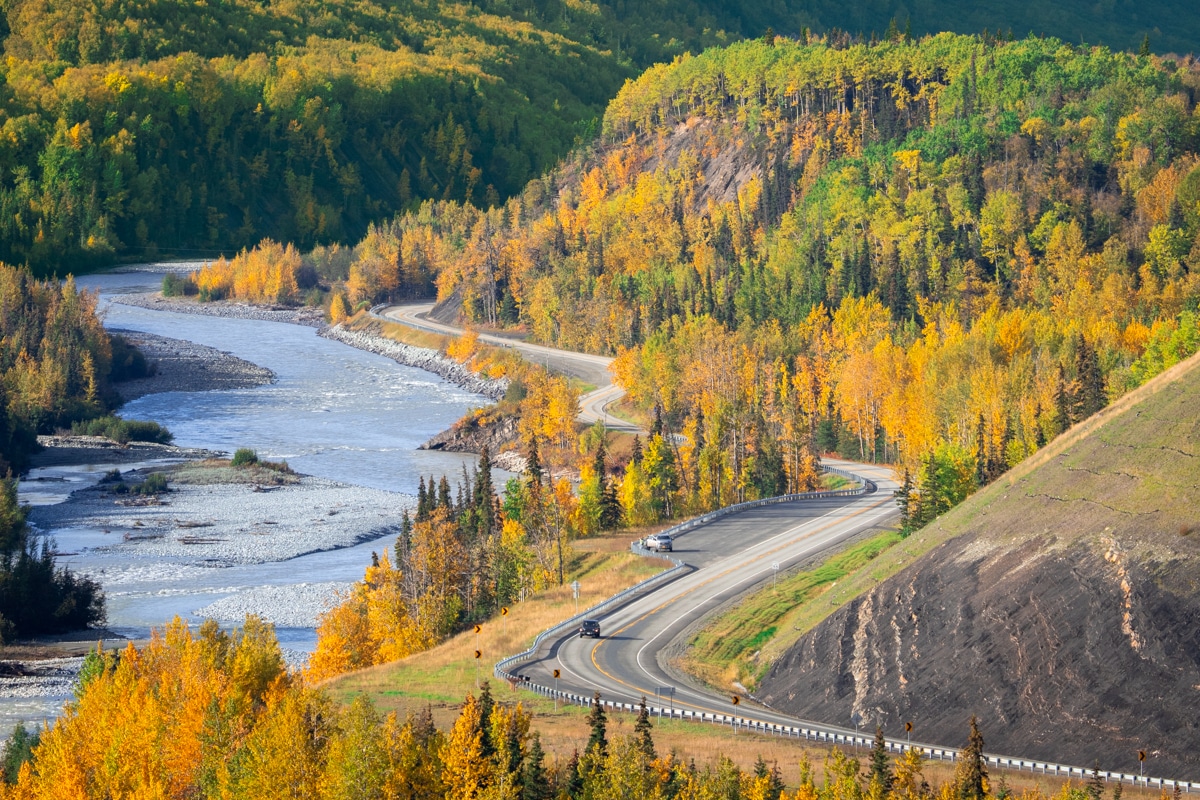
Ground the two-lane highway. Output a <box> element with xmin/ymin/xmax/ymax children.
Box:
<box><xmin>522</xmin><ymin>460</ymin><xmax>899</xmax><ymax>728</ymax></box>
<box><xmin>378</xmin><ymin>303</ymin><xmax>639</xmax><ymax>433</ymax></box>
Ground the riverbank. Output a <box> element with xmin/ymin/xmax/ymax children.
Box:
<box><xmin>111</xmin><ymin>330</ymin><xmax>276</xmax><ymax>403</ymax></box>
<box><xmin>319</xmin><ymin>324</ymin><xmax>507</xmax><ymax>401</ymax></box>
<box><xmin>111</xmin><ymin>292</ymin><xmax>509</xmax><ymax>405</ymax></box>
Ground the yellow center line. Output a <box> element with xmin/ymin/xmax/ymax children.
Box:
<box><xmin>585</xmin><ymin>495</ymin><xmax>895</xmax><ymax>716</ymax></box>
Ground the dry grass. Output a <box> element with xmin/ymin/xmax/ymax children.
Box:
<box><xmin>344</xmin><ymin>313</ymin><xmax>451</xmax><ymax>352</ymax></box>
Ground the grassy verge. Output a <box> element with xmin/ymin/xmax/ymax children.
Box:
<box><xmin>681</xmin><ymin>529</ymin><xmax>904</xmax><ymax>693</ymax></box>
<box><xmin>820</xmin><ymin>473</ymin><xmax>852</xmax><ymax>490</ymax></box>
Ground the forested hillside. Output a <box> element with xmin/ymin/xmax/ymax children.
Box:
<box><xmin>358</xmin><ymin>33</ymin><xmax>1200</xmax><ymax>518</ymax></box>
<box><xmin>3</xmin><ymin>0</ymin><xmax>1195</xmax><ymax>275</ymax></box>
<box><xmin>0</xmin><ymin>0</ymin><xmax>639</xmax><ymax>273</ymax></box>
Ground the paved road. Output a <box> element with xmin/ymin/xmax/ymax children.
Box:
<box><xmin>378</xmin><ymin>303</ymin><xmax>640</xmax><ymax>433</ymax></box>
<box><xmin>522</xmin><ymin>459</ymin><xmax>899</xmax><ymax>731</ymax></box>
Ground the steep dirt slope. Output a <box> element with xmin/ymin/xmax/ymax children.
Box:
<box><xmin>759</xmin><ymin>353</ymin><xmax>1200</xmax><ymax>778</ymax></box>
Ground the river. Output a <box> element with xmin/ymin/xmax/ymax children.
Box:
<box><xmin>7</xmin><ymin>269</ymin><xmax>500</xmax><ymax>731</ymax></box>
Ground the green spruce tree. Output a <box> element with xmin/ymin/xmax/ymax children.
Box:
<box><xmin>634</xmin><ymin>697</ymin><xmax>655</xmax><ymax>762</ymax></box>
<box><xmin>870</xmin><ymin>726</ymin><xmax>894</xmax><ymax>792</ymax></box>
<box><xmin>585</xmin><ymin>692</ymin><xmax>607</xmax><ymax>756</ymax></box>
<box><xmin>955</xmin><ymin>715</ymin><xmax>988</xmax><ymax>800</ymax></box>
<box><xmin>521</xmin><ymin>734</ymin><xmax>552</xmax><ymax>800</ymax></box>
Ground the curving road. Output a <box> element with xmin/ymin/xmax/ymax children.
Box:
<box><xmin>524</xmin><ymin>459</ymin><xmax>899</xmax><ymax>730</ymax></box>
<box><xmin>378</xmin><ymin>305</ymin><xmax>902</xmax><ymax>732</ymax></box>
<box><xmin>378</xmin><ymin>303</ymin><xmax>640</xmax><ymax>433</ymax></box>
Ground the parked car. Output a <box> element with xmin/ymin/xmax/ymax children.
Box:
<box><xmin>579</xmin><ymin>619</ymin><xmax>601</xmax><ymax>638</ymax></box>
<box><xmin>645</xmin><ymin>533</ymin><xmax>673</xmax><ymax>552</ymax></box>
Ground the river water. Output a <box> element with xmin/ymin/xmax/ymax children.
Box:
<box><xmin>6</xmin><ymin>270</ymin><xmax>498</xmax><ymax>730</ymax></box>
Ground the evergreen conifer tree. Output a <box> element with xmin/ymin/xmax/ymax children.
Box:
<box><xmin>585</xmin><ymin>692</ymin><xmax>607</xmax><ymax>756</ymax></box>
<box><xmin>1075</xmin><ymin>337</ymin><xmax>1105</xmax><ymax>419</ymax></box>
<box><xmin>526</xmin><ymin>439</ymin><xmax>543</xmax><ymax>486</ymax></box>
<box><xmin>469</xmin><ymin>681</ymin><xmax>496</xmax><ymax>763</ymax></box>
<box><xmin>1086</xmin><ymin>764</ymin><xmax>1104</xmax><ymax>800</ymax></box>
<box><xmin>416</xmin><ymin>477</ymin><xmax>429</xmax><ymax>521</ymax></box>
<box><xmin>895</xmin><ymin>469</ymin><xmax>914</xmax><ymax>530</ymax></box>
<box><xmin>870</xmin><ymin>727</ymin><xmax>893</xmax><ymax>791</ymax></box>
<box><xmin>474</xmin><ymin>447</ymin><xmax>497</xmax><ymax>539</ymax></box>
<box><xmin>955</xmin><ymin>715</ymin><xmax>987</xmax><ymax>800</ymax></box>
<box><xmin>565</xmin><ymin>749</ymin><xmax>584</xmax><ymax>798</ymax></box>
<box><xmin>521</xmin><ymin>734</ymin><xmax>551</xmax><ymax>800</ymax></box>
<box><xmin>1053</xmin><ymin>369</ymin><xmax>1073</xmax><ymax>435</ymax></box>
<box><xmin>974</xmin><ymin>414</ymin><xmax>987</xmax><ymax>487</ymax></box>
<box><xmin>634</xmin><ymin>697</ymin><xmax>654</xmax><ymax>761</ymax></box>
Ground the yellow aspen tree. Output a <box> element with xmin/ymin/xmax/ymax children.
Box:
<box><xmin>442</xmin><ymin>694</ymin><xmax>488</xmax><ymax>800</ymax></box>
<box><xmin>320</xmin><ymin>695</ymin><xmax>388</xmax><ymax>800</ymax></box>
<box><xmin>233</xmin><ymin>687</ymin><xmax>332</xmax><ymax>800</ymax></box>
<box><xmin>329</xmin><ymin>292</ymin><xmax>351</xmax><ymax>323</ymax></box>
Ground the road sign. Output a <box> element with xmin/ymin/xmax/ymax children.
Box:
<box><xmin>731</xmin><ymin>695</ymin><xmax>740</xmax><ymax>705</ymax></box>
<box><xmin>1139</xmin><ymin>750</ymin><xmax>1146</xmax><ymax>761</ymax></box>
<box><xmin>553</xmin><ymin>669</ymin><xmax>561</xmax><ymax>678</ymax></box>
<box><xmin>474</xmin><ymin>624</ymin><xmax>482</xmax><ymax>634</ymax></box>
<box><xmin>501</xmin><ymin>606</ymin><xmax>509</xmax><ymax>616</ymax></box>
<box><xmin>474</xmin><ymin>650</ymin><xmax>482</xmax><ymax>659</ymax></box>
<box><xmin>905</xmin><ymin>721</ymin><xmax>912</xmax><ymax>732</ymax></box>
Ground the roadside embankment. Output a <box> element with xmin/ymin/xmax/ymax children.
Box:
<box><xmin>319</xmin><ymin>324</ymin><xmax>507</xmax><ymax>400</ymax></box>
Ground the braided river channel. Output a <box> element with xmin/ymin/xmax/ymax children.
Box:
<box><xmin>7</xmin><ymin>269</ymin><xmax>499</xmax><ymax>730</ymax></box>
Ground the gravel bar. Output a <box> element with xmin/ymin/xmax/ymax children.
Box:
<box><xmin>111</xmin><ymin>329</ymin><xmax>275</xmax><ymax>402</ymax></box>
<box><xmin>29</xmin><ymin>476</ymin><xmax>413</xmax><ymax>567</ymax></box>
<box><xmin>113</xmin><ymin>293</ymin><xmax>326</xmax><ymax>327</ymax></box>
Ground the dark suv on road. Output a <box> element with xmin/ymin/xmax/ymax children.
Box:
<box><xmin>579</xmin><ymin>619</ymin><xmax>601</xmax><ymax>638</ymax></box>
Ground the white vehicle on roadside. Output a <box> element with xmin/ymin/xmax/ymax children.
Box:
<box><xmin>645</xmin><ymin>533</ymin><xmax>673</xmax><ymax>552</ymax></box>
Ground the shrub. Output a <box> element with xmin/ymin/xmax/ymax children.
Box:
<box><xmin>161</xmin><ymin>273</ymin><xmax>197</xmax><ymax>297</ymax></box>
<box><xmin>138</xmin><ymin>473</ymin><xmax>169</xmax><ymax>494</ymax></box>
<box><xmin>72</xmin><ymin>416</ymin><xmax>173</xmax><ymax>445</ymax></box>
<box><xmin>108</xmin><ymin>335</ymin><xmax>156</xmax><ymax>382</ymax></box>
<box><xmin>231</xmin><ymin>448</ymin><xmax>258</xmax><ymax>467</ymax></box>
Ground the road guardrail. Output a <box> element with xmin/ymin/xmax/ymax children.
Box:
<box><xmin>493</xmin><ymin>463</ymin><xmax>1197</xmax><ymax>791</ymax></box>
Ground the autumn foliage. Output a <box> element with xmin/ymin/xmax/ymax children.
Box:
<box><xmin>192</xmin><ymin>240</ymin><xmax>304</xmax><ymax>304</ymax></box>
<box><xmin>335</xmin><ymin>33</ymin><xmax>1200</xmax><ymax>527</ymax></box>
<box><xmin>6</xmin><ymin>617</ymin><xmax>1131</xmax><ymax>800</ymax></box>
